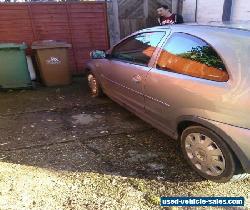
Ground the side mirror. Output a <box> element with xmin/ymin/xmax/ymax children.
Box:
<box><xmin>90</xmin><ymin>50</ymin><xmax>106</xmax><ymax>59</ymax></box>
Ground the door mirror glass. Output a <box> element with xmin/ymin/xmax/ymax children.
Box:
<box><xmin>90</xmin><ymin>50</ymin><xmax>106</xmax><ymax>59</ymax></box>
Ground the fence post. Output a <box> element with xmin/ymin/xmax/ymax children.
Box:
<box><xmin>65</xmin><ymin>2</ymin><xmax>78</xmax><ymax>73</ymax></box>
<box><xmin>106</xmin><ymin>0</ymin><xmax>121</xmax><ymax>46</ymax></box>
<box><xmin>222</xmin><ymin>0</ymin><xmax>232</xmax><ymax>21</ymax></box>
<box><xmin>27</xmin><ymin>4</ymin><xmax>38</xmax><ymax>41</ymax></box>
<box><xmin>143</xmin><ymin>0</ymin><xmax>149</xmax><ymax>26</ymax></box>
<box><xmin>172</xmin><ymin>0</ymin><xmax>178</xmax><ymax>14</ymax></box>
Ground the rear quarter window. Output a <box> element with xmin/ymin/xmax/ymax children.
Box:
<box><xmin>156</xmin><ymin>33</ymin><xmax>229</xmax><ymax>82</ymax></box>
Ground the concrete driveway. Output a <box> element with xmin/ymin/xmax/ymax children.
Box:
<box><xmin>0</xmin><ymin>78</ymin><xmax>249</xmax><ymax>210</ymax></box>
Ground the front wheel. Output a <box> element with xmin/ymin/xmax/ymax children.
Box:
<box><xmin>87</xmin><ymin>73</ymin><xmax>103</xmax><ymax>97</ymax></box>
<box><xmin>181</xmin><ymin>126</ymin><xmax>248</xmax><ymax>182</ymax></box>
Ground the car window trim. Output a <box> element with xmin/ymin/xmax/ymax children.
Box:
<box><xmin>148</xmin><ymin>29</ymin><xmax>172</xmax><ymax>68</ymax></box>
<box><xmin>154</xmin><ymin>66</ymin><xmax>229</xmax><ymax>83</ymax></box>
<box><xmin>109</xmin><ymin>31</ymin><xmax>166</xmax><ymax>67</ymax></box>
<box><xmin>111</xmin><ymin>57</ymin><xmax>150</xmax><ymax>68</ymax></box>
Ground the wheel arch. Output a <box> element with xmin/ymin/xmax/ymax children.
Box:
<box><xmin>176</xmin><ymin>116</ymin><xmax>249</xmax><ymax>173</ymax></box>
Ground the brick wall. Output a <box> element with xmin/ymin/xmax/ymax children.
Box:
<box><xmin>182</xmin><ymin>0</ymin><xmax>224</xmax><ymax>22</ymax></box>
<box><xmin>182</xmin><ymin>0</ymin><xmax>196</xmax><ymax>22</ymax></box>
<box><xmin>231</xmin><ymin>0</ymin><xmax>250</xmax><ymax>21</ymax></box>
<box><xmin>182</xmin><ymin>0</ymin><xmax>250</xmax><ymax>23</ymax></box>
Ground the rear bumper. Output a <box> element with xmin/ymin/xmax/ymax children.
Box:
<box><xmin>199</xmin><ymin>118</ymin><xmax>250</xmax><ymax>173</ymax></box>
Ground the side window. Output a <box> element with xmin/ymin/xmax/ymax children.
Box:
<box><xmin>111</xmin><ymin>32</ymin><xmax>165</xmax><ymax>66</ymax></box>
<box><xmin>156</xmin><ymin>33</ymin><xmax>229</xmax><ymax>82</ymax></box>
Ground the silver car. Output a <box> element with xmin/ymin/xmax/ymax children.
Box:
<box><xmin>85</xmin><ymin>23</ymin><xmax>250</xmax><ymax>182</ymax></box>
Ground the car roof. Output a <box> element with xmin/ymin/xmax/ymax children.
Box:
<box><xmin>142</xmin><ymin>21</ymin><xmax>250</xmax><ymax>34</ymax></box>
<box><xmin>189</xmin><ymin>21</ymin><xmax>250</xmax><ymax>31</ymax></box>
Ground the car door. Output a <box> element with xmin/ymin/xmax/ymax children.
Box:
<box><xmin>144</xmin><ymin>32</ymin><xmax>229</xmax><ymax>134</ymax></box>
<box><xmin>100</xmin><ymin>31</ymin><xmax>166</xmax><ymax>113</ymax></box>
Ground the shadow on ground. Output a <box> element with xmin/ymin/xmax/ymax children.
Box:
<box><xmin>1</xmin><ymin>77</ymin><xmax>249</xmax><ymax>210</ymax></box>
<box><xmin>0</xmin><ymin>77</ymin><xmax>202</xmax><ymax>183</ymax></box>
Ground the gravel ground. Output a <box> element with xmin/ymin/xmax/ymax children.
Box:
<box><xmin>0</xmin><ymin>78</ymin><xmax>249</xmax><ymax>210</ymax></box>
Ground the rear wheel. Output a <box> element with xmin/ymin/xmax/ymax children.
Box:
<box><xmin>87</xmin><ymin>72</ymin><xmax>103</xmax><ymax>97</ymax></box>
<box><xmin>181</xmin><ymin>126</ymin><xmax>248</xmax><ymax>182</ymax></box>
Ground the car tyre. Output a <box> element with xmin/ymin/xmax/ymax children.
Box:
<box><xmin>87</xmin><ymin>72</ymin><xmax>103</xmax><ymax>98</ymax></box>
<box><xmin>181</xmin><ymin>126</ymin><xmax>248</xmax><ymax>182</ymax></box>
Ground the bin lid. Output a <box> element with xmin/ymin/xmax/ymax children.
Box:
<box><xmin>0</xmin><ymin>43</ymin><xmax>27</xmax><ymax>50</ymax></box>
<box><xmin>31</xmin><ymin>40</ymin><xmax>72</xmax><ymax>49</ymax></box>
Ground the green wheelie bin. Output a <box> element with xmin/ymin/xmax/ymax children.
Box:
<box><xmin>0</xmin><ymin>43</ymin><xmax>32</xmax><ymax>89</ymax></box>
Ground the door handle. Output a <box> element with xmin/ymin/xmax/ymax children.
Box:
<box><xmin>132</xmin><ymin>75</ymin><xmax>142</xmax><ymax>83</ymax></box>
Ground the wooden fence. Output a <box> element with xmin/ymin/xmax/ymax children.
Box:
<box><xmin>107</xmin><ymin>0</ymin><xmax>174</xmax><ymax>45</ymax></box>
<box><xmin>0</xmin><ymin>2</ymin><xmax>109</xmax><ymax>74</ymax></box>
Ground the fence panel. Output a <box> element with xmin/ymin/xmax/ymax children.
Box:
<box><xmin>0</xmin><ymin>2</ymin><xmax>109</xmax><ymax>74</ymax></box>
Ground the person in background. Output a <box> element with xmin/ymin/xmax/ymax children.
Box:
<box><xmin>157</xmin><ymin>4</ymin><xmax>184</xmax><ymax>25</ymax></box>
